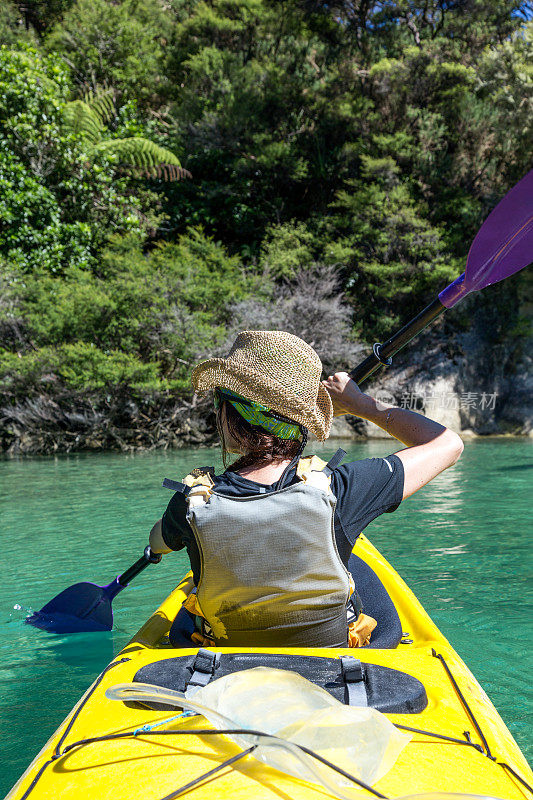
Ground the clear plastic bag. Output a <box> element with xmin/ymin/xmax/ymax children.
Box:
<box><xmin>107</xmin><ymin>666</ymin><xmax>410</xmax><ymax>799</ymax></box>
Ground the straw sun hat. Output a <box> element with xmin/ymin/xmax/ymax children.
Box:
<box><xmin>191</xmin><ymin>331</ymin><xmax>333</xmax><ymax>441</ymax></box>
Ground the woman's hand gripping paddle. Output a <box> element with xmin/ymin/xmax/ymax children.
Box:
<box><xmin>350</xmin><ymin>169</ymin><xmax>533</xmax><ymax>384</ymax></box>
<box><xmin>25</xmin><ymin>546</ymin><xmax>162</xmax><ymax>633</ymax></box>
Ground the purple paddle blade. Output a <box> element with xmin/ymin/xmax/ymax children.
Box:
<box><xmin>440</xmin><ymin>170</ymin><xmax>533</xmax><ymax>307</ymax></box>
<box><xmin>25</xmin><ymin>578</ymin><xmax>124</xmax><ymax>633</ymax></box>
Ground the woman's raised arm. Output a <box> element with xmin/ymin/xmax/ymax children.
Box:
<box><xmin>322</xmin><ymin>372</ymin><xmax>463</xmax><ymax>500</ymax></box>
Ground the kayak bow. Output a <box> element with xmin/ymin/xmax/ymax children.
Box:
<box><xmin>7</xmin><ymin>536</ymin><xmax>532</xmax><ymax>800</ymax></box>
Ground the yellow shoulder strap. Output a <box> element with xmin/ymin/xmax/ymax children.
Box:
<box><xmin>296</xmin><ymin>455</ymin><xmax>332</xmax><ymax>493</ymax></box>
<box><xmin>185</xmin><ymin>458</ymin><xmax>335</xmax><ymax>490</ymax></box>
<box><xmin>183</xmin><ymin>467</ymin><xmax>215</xmax><ymax>507</ymax></box>
<box><xmin>183</xmin><ymin>466</ymin><xmax>215</xmax><ymax>489</ymax></box>
<box><xmin>296</xmin><ymin>454</ymin><xmax>328</xmax><ymax>478</ymax></box>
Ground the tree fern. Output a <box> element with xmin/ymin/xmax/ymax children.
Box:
<box><xmin>81</xmin><ymin>88</ymin><xmax>115</xmax><ymax>126</ymax></box>
<box><xmin>62</xmin><ymin>89</ymin><xmax>190</xmax><ymax>181</ymax></box>
<box><xmin>93</xmin><ymin>138</ymin><xmax>191</xmax><ymax>180</ymax></box>
<box><xmin>63</xmin><ymin>89</ymin><xmax>115</xmax><ymax>143</ymax></box>
<box><xmin>62</xmin><ymin>100</ymin><xmax>103</xmax><ymax>144</ymax></box>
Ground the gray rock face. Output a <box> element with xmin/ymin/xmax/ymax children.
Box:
<box><xmin>320</xmin><ymin>294</ymin><xmax>532</xmax><ymax>440</ymax></box>
<box><xmin>328</xmin><ymin>416</ymin><xmax>359</xmax><ymax>439</ymax></box>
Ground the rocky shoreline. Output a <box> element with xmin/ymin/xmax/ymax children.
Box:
<box><xmin>2</xmin><ymin>300</ymin><xmax>532</xmax><ymax>456</ymax></box>
<box><xmin>330</xmin><ymin>334</ymin><xmax>532</xmax><ymax>441</ymax></box>
<box><xmin>0</xmin><ymin>391</ymin><xmax>218</xmax><ymax>456</ymax></box>
<box><xmin>2</xmin><ymin>350</ymin><xmax>531</xmax><ymax>457</ymax></box>
<box><xmin>2</xmin><ymin>399</ymin><xmax>530</xmax><ymax>457</ymax></box>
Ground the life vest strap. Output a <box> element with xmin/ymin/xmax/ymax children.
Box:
<box><xmin>297</xmin><ymin>448</ymin><xmax>346</xmax><ymax>492</ymax></box>
<box><xmin>163</xmin><ymin>467</ymin><xmax>215</xmax><ymax>495</ymax></box>
<box><xmin>162</xmin><ymin>478</ymin><xmax>189</xmax><ymax>493</ymax></box>
<box><xmin>176</xmin><ymin>452</ymin><xmax>346</xmax><ymax>497</ymax></box>
<box><xmin>188</xmin><ymin>483</ymin><xmax>213</xmax><ymax>507</ymax></box>
<box><xmin>185</xmin><ymin>466</ymin><xmax>216</xmax><ymax>487</ymax></box>
<box><xmin>323</xmin><ymin>448</ymin><xmax>347</xmax><ymax>475</ymax></box>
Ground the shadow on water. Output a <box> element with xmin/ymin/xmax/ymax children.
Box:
<box><xmin>1</xmin><ymin>624</ymin><xmax>114</xmax><ymax>701</ymax></box>
<box><xmin>40</xmin><ymin>630</ymin><xmax>114</xmax><ymax>668</ymax></box>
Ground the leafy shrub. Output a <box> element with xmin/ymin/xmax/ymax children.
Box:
<box><xmin>225</xmin><ymin>264</ymin><xmax>361</xmax><ymax>373</ymax></box>
<box><xmin>0</xmin><ymin>344</ymin><xmax>160</xmax><ymax>392</ymax></box>
<box><xmin>1</xmin><ymin>229</ymin><xmax>256</xmax><ymax>396</ymax></box>
<box><xmin>45</xmin><ymin>0</ymin><xmax>172</xmax><ymax>103</ymax></box>
<box><xmin>259</xmin><ymin>222</ymin><xmax>316</xmax><ymax>278</ymax></box>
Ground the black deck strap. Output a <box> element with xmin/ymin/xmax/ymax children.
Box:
<box><xmin>162</xmin><ymin>478</ymin><xmax>188</xmax><ymax>493</ymax></box>
<box><xmin>323</xmin><ymin>448</ymin><xmax>347</xmax><ymax>476</ymax></box>
<box><xmin>54</xmin><ymin>657</ymin><xmax>130</xmax><ymax>757</ymax></box>
<box><xmin>395</xmin><ymin>723</ymin><xmax>484</xmax><ymax>752</ymax></box>
<box><xmin>432</xmin><ymin>649</ymin><xmax>492</xmax><ymax>758</ymax></box>
<box><xmin>340</xmin><ymin>656</ymin><xmax>367</xmax><ymax>707</ymax></box>
<box><xmin>186</xmin><ymin>649</ymin><xmax>221</xmax><ymax>694</ymax></box>
<box><xmin>498</xmin><ymin>761</ymin><xmax>533</xmax><ymax>794</ymax></box>
<box><xmin>54</xmin><ymin>725</ymin><xmax>530</xmax><ymax>800</ymax></box>
<box><xmin>394</xmin><ymin>724</ymin><xmax>533</xmax><ymax>794</ymax></box>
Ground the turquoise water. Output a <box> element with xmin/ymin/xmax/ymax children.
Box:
<box><xmin>0</xmin><ymin>439</ymin><xmax>531</xmax><ymax>794</ymax></box>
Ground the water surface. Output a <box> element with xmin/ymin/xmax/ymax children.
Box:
<box><xmin>1</xmin><ymin>439</ymin><xmax>531</xmax><ymax>793</ymax></box>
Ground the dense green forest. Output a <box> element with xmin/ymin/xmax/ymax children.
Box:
<box><xmin>0</xmin><ymin>0</ymin><xmax>531</xmax><ymax>452</ymax></box>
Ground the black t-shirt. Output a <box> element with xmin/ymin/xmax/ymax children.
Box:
<box><xmin>161</xmin><ymin>454</ymin><xmax>404</xmax><ymax>585</ymax></box>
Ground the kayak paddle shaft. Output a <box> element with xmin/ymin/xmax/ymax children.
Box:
<box><xmin>349</xmin><ymin>297</ymin><xmax>445</xmax><ymax>385</ymax></box>
<box><xmin>349</xmin><ymin>169</ymin><xmax>533</xmax><ymax>385</ymax></box>
<box><xmin>118</xmin><ymin>546</ymin><xmax>162</xmax><ymax>588</ymax></box>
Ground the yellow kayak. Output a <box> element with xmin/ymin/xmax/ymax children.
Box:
<box><xmin>6</xmin><ymin>535</ymin><xmax>532</xmax><ymax>800</ymax></box>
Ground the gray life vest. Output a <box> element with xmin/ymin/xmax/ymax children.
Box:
<box><xmin>180</xmin><ymin>453</ymin><xmax>352</xmax><ymax>648</ymax></box>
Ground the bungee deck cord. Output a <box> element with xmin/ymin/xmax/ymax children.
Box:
<box><xmin>17</xmin><ymin>655</ymin><xmax>533</xmax><ymax>800</ymax></box>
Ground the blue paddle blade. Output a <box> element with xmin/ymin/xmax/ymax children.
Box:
<box><xmin>25</xmin><ymin>578</ymin><xmax>125</xmax><ymax>633</ymax></box>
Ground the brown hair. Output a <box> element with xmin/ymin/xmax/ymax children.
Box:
<box><xmin>218</xmin><ymin>400</ymin><xmax>302</xmax><ymax>472</ymax></box>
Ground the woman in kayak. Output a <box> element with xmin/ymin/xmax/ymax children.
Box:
<box><xmin>149</xmin><ymin>330</ymin><xmax>463</xmax><ymax>648</ymax></box>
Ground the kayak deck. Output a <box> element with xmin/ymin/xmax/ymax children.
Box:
<box><xmin>7</xmin><ymin>535</ymin><xmax>533</xmax><ymax>800</ymax></box>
